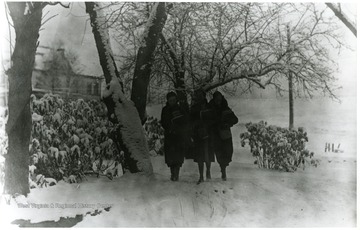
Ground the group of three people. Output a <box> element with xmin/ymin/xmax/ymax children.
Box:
<box><xmin>160</xmin><ymin>89</ymin><xmax>238</xmax><ymax>184</ymax></box>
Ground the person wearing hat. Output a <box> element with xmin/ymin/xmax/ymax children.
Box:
<box><xmin>209</xmin><ymin>91</ymin><xmax>238</xmax><ymax>181</ymax></box>
<box><xmin>190</xmin><ymin>89</ymin><xmax>216</xmax><ymax>184</ymax></box>
<box><xmin>161</xmin><ymin>91</ymin><xmax>188</xmax><ymax>181</ymax></box>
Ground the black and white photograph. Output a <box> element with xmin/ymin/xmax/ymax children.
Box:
<box><xmin>0</xmin><ymin>0</ymin><xmax>357</xmax><ymax>227</ymax></box>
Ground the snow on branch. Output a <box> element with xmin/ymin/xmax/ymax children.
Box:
<box><xmin>325</xmin><ymin>3</ymin><xmax>356</xmax><ymax>37</ymax></box>
<box><xmin>41</xmin><ymin>2</ymin><xmax>70</xmax><ymax>9</ymax></box>
<box><xmin>86</xmin><ymin>2</ymin><xmax>120</xmax><ymax>84</ymax></box>
<box><xmin>139</xmin><ymin>2</ymin><xmax>160</xmax><ymax>48</ymax></box>
<box><xmin>103</xmin><ymin>79</ymin><xmax>153</xmax><ymax>173</ymax></box>
<box><xmin>87</xmin><ymin>2</ymin><xmax>153</xmax><ymax>174</ymax></box>
<box><xmin>202</xmin><ymin>63</ymin><xmax>286</xmax><ymax>91</ymax></box>
<box><xmin>93</xmin><ymin>2</ymin><xmax>118</xmax><ymax>81</ymax></box>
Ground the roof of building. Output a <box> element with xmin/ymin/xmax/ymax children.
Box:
<box><xmin>34</xmin><ymin>46</ymin><xmax>103</xmax><ymax>80</ymax></box>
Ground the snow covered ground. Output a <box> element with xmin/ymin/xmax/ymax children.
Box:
<box><xmin>0</xmin><ymin>97</ymin><xmax>357</xmax><ymax>227</ymax></box>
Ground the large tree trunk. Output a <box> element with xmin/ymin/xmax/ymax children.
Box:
<box><xmin>86</xmin><ymin>2</ymin><xmax>152</xmax><ymax>174</ymax></box>
<box><xmin>5</xmin><ymin>2</ymin><xmax>43</xmax><ymax>196</ymax></box>
<box><xmin>131</xmin><ymin>2</ymin><xmax>167</xmax><ymax>124</ymax></box>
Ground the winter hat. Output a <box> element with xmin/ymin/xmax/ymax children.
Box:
<box><xmin>213</xmin><ymin>90</ymin><xmax>223</xmax><ymax>99</ymax></box>
<box><xmin>166</xmin><ymin>91</ymin><xmax>177</xmax><ymax>101</ymax></box>
<box><xmin>213</xmin><ymin>90</ymin><xmax>228</xmax><ymax>107</ymax></box>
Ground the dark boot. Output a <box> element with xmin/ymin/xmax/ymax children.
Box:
<box><xmin>221</xmin><ymin>165</ymin><xmax>227</xmax><ymax>181</ymax></box>
<box><xmin>206</xmin><ymin>162</ymin><xmax>211</xmax><ymax>180</ymax></box>
<box><xmin>174</xmin><ymin>166</ymin><xmax>180</xmax><ymax>181</ymax></box>
<box><xmin>197</xmin><ymin>162</ymin><xmax>204</xmax><ymax>184</ymax></box>
<box><xmin>170</xmin><ymin>166</ymin><xmax>175</xmax><ymax>181</ymax></box>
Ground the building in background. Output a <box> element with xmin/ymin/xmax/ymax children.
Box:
<box><xmin>32</xmin><ymin>46</ymin><xmax>104</xmax><ymax>100</ymax></box>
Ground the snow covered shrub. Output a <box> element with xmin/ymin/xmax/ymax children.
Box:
<box><xmin>29</xmin><ymin>94</ymin><xmax>123</xmax><ymax>186</ymax></box>
<box><xmin>240</xmin><ymin>121</ymin><xmax>318</xmax><ymax>172</ymax></box>
<box><xmin>144</xmin><ymin>116</ymin><xmax>164</xmax><ymax>156</ymax></box>
<box><xmin>2</xmin><ymin>93</ymin><xmax>164</xmax><ymax>188</ymax></box>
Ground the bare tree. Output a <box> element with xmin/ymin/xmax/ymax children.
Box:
<box><xmin>93</xmin><ymin>2</ymin><xmax>346</xmax><ymax>112</ymax></box>
<box><xmin>103</xmin><ymin>2</ymin><xmax>150</xmax><ymax>94</ymax></box>
<box><xmin>157</xmin><ymin>3</ymin><xmax>197</xmax><ymax>104</ymax></box>
<box><xmin>85</xmin><ymin>2</ymin><xmax>152</xmax><ymax>174</ymax></box>
<box><xmin>130</xmin><ymin>2</ymin><xmax>167</xmax><ymax>123</ymax></box>
<box><xmin>156</xmin><ymin>3</ymin><xmax>345</xmax><ymax>101</ymax></box>
<box><xmin>91</xmin><ymin>2</ymin><xmax>168</xmax><ymax>122</ymax></box>
<box><xmin>267</xmin><ymin>3</ymin><xmax>344</xmax><ymax>100</ymax></box>
<box><xmin>5</xmin><ymin>2</ymin><xmax>69</xmax><ymax>196</ymax></box>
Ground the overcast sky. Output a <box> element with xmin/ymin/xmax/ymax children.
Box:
<box><xmin>0</xmin><ymin>1</ymin><xmax>357</xmax><ymax>97</ymax></box>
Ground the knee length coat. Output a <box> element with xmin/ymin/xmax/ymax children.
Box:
<box><xmin>190</xmin><ymin>100</ymin><xmax>216</xmax><ymax>163</ymax></box>
<box><xmin>161</xmin><ymin>102</ymin><xmax>188</xmax><ymax>167</ymax></box>
<box><xmin>209</xmin><ymin>97</ymin><xmax>238</xmax><ymax>166</ymax></box>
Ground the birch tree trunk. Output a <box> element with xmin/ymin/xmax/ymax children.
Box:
<box><xmin>86</xmin><ymin>2</ymin><xmax>153</xmax><ymax>174</ymax></box>
<box><xmin>5</xmin><ymin>2</ymin><xmax>43</xmax><ymax>196</ymax></box>
<box><xmin>131</xmin><ymin>2</ymin><xmax>167</xmax><ymax>124</ymax></box>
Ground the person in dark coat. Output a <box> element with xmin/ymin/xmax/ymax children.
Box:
<box><xmin>161</xmin><ymin>91</ymin><xmax>188</xmax><ymax>181</ymax></box>
<box><xmin>190</xmin><ymin>89</ymin><xmax>216</xmax><ymax>184</ymax></box>
<box><xmin>209</xmin><ymin>91</ymin><xmax>238</xmax><ymax>181</ymax></box>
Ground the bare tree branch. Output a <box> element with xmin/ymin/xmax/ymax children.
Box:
<box><xmin>326</xmin><ymin>3</ymin><xmax>356</xmax><ymax>37</ymax></box>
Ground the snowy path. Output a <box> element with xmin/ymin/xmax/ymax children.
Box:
<box><xmin>1</xmin><ymin>153</ymin><xmax>356</xmax><ymax>227</ymax></box>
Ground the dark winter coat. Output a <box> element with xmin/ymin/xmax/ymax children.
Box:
<box><xmin>189</xmin><ymin>100</ymin><xmax>216</xmax><ymax>163</ymax></box>
<box><xmin>209</xmin><ymin>96</ymin><xmax>238</xmax><ymax>166</ymax></box>
<box><xmin>161</xmin><ymin>102</ymin><xmax>188</xmax><ymax>167</ymax></box>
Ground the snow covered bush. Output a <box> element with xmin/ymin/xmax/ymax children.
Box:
<box><xmin>1</xmin><ymin>93</ymin><xmax>163</xmax><ymax>189</ymax></box>
<box><xmin>29</xmin><ymin>94</ymin><xmax>123</xmax><ymax>186</ymax></box>
<box><xmin>144</xmin><ymin>116</ymin><xmax>164</xmax><ymax>156</ymax></box>
<box><xmin>240</xmin><ymin>121</ymin><xmax>318</xmax><ymax>172</ymax></box>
